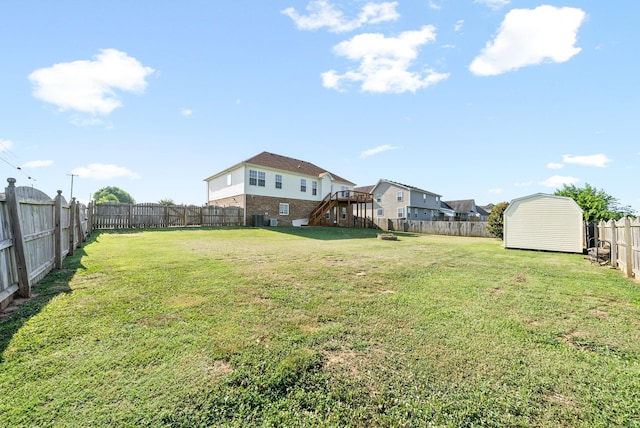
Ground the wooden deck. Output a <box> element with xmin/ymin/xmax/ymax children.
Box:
<box><xmin>308</xmin><ymin>191</ymin><xmax>375</xmax><ymax>228</ymax></box>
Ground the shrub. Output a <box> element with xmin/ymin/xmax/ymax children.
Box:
<box><xmin>487</xmin><ymin>202</ymin><xmax>509</xmax><ymax>239</ymax></box>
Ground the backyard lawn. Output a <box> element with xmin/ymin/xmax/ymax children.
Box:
<box><xmin>0</xmin><ymin>227</ymin><xmax>639</xmax><ymax>427</ymax></box>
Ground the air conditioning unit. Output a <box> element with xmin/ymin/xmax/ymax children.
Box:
<box><xmin>269</xmin><ymin>218</ymin><xmax>278</xmax><ymax>227</ymax></box>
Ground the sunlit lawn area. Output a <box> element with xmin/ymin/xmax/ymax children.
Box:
<box><xmin>1</xmin><ymin>227</ymin><xmax>639</xmax><ymax>427</ymax></box>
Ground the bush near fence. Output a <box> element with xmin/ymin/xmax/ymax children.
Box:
<box><xmin>89</xmin><ymin>202</ymin><xmax>244</xmax><ymax>229</ymax></box>
<box><xmin>0</xmin><ymin>179</ymin><xmax>88</xmax><ymax>310</ymax></box>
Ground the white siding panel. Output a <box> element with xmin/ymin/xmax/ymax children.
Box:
<box><xmin>504</xmin><ymin>194</ymin><xmax>583</xmax><ymax>253</ymax></box>
<box><xmin>208</xmin><ymin>167</ymin><xmax>245</xmax><ymax>201</ymax></box>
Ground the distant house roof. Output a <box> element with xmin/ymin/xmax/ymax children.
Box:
<box><xmin>204</xmin><ymin>151</ymin><xmax>355</xmax><ymax>185</ymax></box>
<box><xmin>373</xmin><ymin>179</ymin><xmax>441</xmax><ymax>197</ymax></box>
<box><xmin>476</xmin><ymin>205</ymin><xmax>490</xmax><ymax>216</ymax></box>
<box><xmin>479</xmin><ymin>203</ymin><xmax>495</xmax><ymax>213</ymax></box>
<box><xmin>354</xmin><ymin>185</ymin><xmax>375</xmax><ymax>194</ymax></box>
<box><xmin>443</xmin><ymin>199</ymin><xmax>476</xmax><ymax>213</ymax></box>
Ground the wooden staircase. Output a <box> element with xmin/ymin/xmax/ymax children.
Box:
<box><xmin>308</xmin><ymin>190</ymin><xmax>374</xmax><ymax>227</ymax></box>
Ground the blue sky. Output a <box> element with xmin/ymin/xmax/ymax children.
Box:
<box><xmin>1</xmin><ymin>0</ymin><xmax>638</xmax><ymax>211</ymax></box>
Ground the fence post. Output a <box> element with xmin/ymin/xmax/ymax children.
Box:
<box><xmin>54</xmin><ymin>190</ymin><xmax>64</xmax><ymax>269</ymax></box>
<box><xmin>68</xmin><ymin>198</ymin><xmax>76</xmax><ymax>256</ymax></box>
<box><xmin>610</xmin><ymin>221</ymin><xmax>618</xmax><ymax>268</ymax></box>
<box><xmin>75</xmin><ymin>201</ymin><xmax>83</xmax><ymax>248</ymax></box>
<box><xmin>5</xmin><ymin>178</ymin><xmax>30</xmax><ymax>298</ymax></box>
<box><xmin>623</xmin><ymin>217</ymin><xmax>633</xmax><ymax>278</ymax></box>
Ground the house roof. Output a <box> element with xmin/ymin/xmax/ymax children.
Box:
<box><xmin>373</xmin><ymin>179</ymin><xmax>441</xmax><ymax>197</ymax></box>
<box><xmin>479</xmin><ymin>203</ymin><xmax>495</xmax><ymax>213</ymax></box>
<box><xmin>204</xmin><ymin>151</ymin><xmax>355</xmax><ymax>185</ymax></box>
<box><xmin>354</xmin><ymin>185</ymin><xmax>375</xmax><ymax>194</ymax></box>
<box><xmin>442</xmin><ymin>199</ymin><xmax>476</xmax><ymax>213</ymax></box>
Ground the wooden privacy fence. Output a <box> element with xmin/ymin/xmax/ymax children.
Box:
<box><xmin>90</xmin><ymin>202</ymin><xmax>243</xmax><ymax>229</ymax></box>
<box><xmin>598</xmin><ymin>217</ymin><xmax>639</xmax><ymax>280</ymax></box>
<box><xmin>0</xmin><ymin>178</ymin><xmax>88</xmax><ymax>309</ymax></box>
<box><xmin>371</xmin><ymin>218</ymin><xmax>492</xmax><ymax>238</ymax></box>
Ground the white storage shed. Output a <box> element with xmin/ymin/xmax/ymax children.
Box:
<box><xmin>503</xmin><ymin>193</ymin><xmax>584</xmax><ymax>253</ymax></box>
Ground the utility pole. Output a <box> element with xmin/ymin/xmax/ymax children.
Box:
<box><xmin>67</xmin><ymin>173</ymin><xmax>78</xmax><ymax>199</ymax></box>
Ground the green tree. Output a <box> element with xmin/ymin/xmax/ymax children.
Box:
<box><xmin>554</xmin><ymin>183</ymin><xmax>635</xmax><ymax>223</ymax></box>
<box><xmin>486</xmin><ymin>202</ymin><xmax>509</xmax><ymax>240</ymax></box>
<box><xmin>158</xmin><ymin>198</ymin><xmax>175</xmax><ymax>206</ymax></box>
<box><xmin>93</xmin><ymin>186</ymin><xmax>135</xmax><ymax>204</ymax></box>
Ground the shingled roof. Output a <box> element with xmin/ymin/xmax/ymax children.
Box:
<box><xmin>244</xmin><ymin>152</ymin><xmax>354</xmax><ymax>185</ymax></box>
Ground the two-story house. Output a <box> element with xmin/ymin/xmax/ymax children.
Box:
<box><xmin>204</xmin><ymin>152</ymin><xmax>355</xmax><ymax>226</ymax></box>
<box><xmin>357</xmin><ymin>179</ymin><xmax>442</xmax><ymax>220</ymax></box>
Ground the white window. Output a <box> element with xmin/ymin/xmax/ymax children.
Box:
<box><xmin>275</xmin><ymin>174</ymin><xmax>282</xmax><ymax>189</ymax></box>
<box><xmin>300</xmin><ymin>179</ymin><xmax>307</xmax><ymax>192</ymax></box>
<box><xmin>423</xmin><ymin>193</ymin><xmax>426</xmax><ymax>201</ymax></box>
<box><xmin>375</xmin><ymin>193</ymin><xmax>382</xmax><ymax>202</ymax></box>
<box><xmin>249</xmin><ymin>170</ymin><xmax>266</xmax><ymax>187</ymax></box>
<box><xmin>341</xmin><ymin>186</ymin><xmax>348</xmax><ymax>197</ymax></box>
<box><xmin>279</xmin><ymin>203</ymin><xmax>289</xmax><ymax>215</ymax></box>
<box><xmin>377</xmin><ymin>208</ymin><xmax>384</xmax><ymax>217</ymax></box>
<box><xmin>312</xmin><ymin>181</ymin><xmax>317</xmax><ymax>195</ymax></box>
<box><xmin>397</xmin><ymin>191</ymin><xmax>403</xmax><ymax>202</ymax></box>
<box><xmin>397</xmin><ymin>207</ymin><xmax>404</xmax><ymax>218</ymax></box>
<box><xmin>227</xmin><ymin>174</ymin><xmax>232</xmax><ymax>186</ymax></box>
<box><xmin>341</xmin><ymin>207</ymin><xmax>347</xmax><ymax>219</ymax></box>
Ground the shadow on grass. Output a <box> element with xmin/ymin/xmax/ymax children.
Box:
<box><xmin>262</xmin><ymin>226</ymin><xmax>419</xmax><ymax>241</ymax></box>
<box><xmin>0</xmin><ymin>234</ymin><xmax>95</xmax><ymax>362</ymax></box>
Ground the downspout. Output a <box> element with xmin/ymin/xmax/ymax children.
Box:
<box><xmin>243</xmin><ymin>193</ymin><xmax>247</xmax><ymax>226</ymax></box>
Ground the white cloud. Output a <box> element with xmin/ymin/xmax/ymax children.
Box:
<box><xmin>29</xmin><ymin>48</ymin><xmax>155</xmax><ymax>115</ymax></box>
<box><xmin>469</xmin><ymin>6</ymin><xmax>586</xmax><ymax>76</ymax></box>
<box><xmin>360</xmin><ymin>144</ymin><xmax>399</xmax><ymax>158</ymax></box>
<box><xmin>71</xmin><ymin>163</ymin><xmax>140</xmax><ymax>180</ymax></box>
<box><xmin>322</xmin><ymin>26</ymin><xmax>450</xmax><ymax>93</ymax></box>
<box><xmin>0</xmin><ymin>138</ymin><xmax>13</xmax><ymax>151</ymax></box>
<box><xmin>539</xmin><ymin>175</ymin><xmax>579</xmax><ymax>188</ymax></box>
<box><xmin>547</xmin><ymin>162</ymin><xmax>564</xmax><ymax>169</ymax></box>
<box><xmin>474</xmin><ymin>0</ymin><xmax>510</xmax><ymax>10</ymax></box>
<box><xmin>428</xmin><ymin>1</ymin><xmax>441</xmax><ymax>10</ymax></box>
<box><xmin>454</xmin><ymin>20</ymin><xmax>464</xmax><ymax>32</ymax></box>
<box><xmin>562</xmin><ymin>154</ymin><xmax>611</xmax><ymax>168</ymax></box>
<box><xmin>181</xmin><ymin>108</ymin><xmax>193</xmax><ymax>116</ymax></box>
<box><xmin>22</xmin><ymin>160</ymin><xmax>54</xmax><ymax>168</ymax></box>
<box><xmin>282</xmin><ymin>1</ymin><xmax>399</xmax><ymax>33</ymax></box>
<box><xmin>514</xmin><ymin>181</ymin><xmax>532</xmax><ymax>187</ymax></box>
<box><xmin>488</xmin><ymin>188</ymin><xmax>502</xmax><ymax>194</ymax></box>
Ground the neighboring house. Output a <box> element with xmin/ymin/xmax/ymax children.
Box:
<box><xmin>204</xmin><ymin>151</ymin><xmax>355</xmax><ymax>226</ymax></box>
<box><xmin>357</xmin><ymin>179</ymin><xmax>442</xmax><ymax>220</ymax></box>
<box><xmin>440</xmin><ymin>199</ymin><xmax>488</xmax><ymax>221</ymax></box>
<box><xmin>503</xmin><ymin>193</ymin><xmax>584</xmax><ymax>253</ymax></box>
<box><xmin>479</xmin><ymin>203</ymin><xmax>495</xmax><ymax>214</ymax></box>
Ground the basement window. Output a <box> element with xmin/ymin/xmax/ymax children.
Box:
<box><xmin>279</xmin><ymin>203</ymin><xmax>289</xmax><ymax>215</ymax></box>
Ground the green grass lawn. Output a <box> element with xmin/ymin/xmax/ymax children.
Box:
<box><xmin>1</xmin><ymin>227</ymin><xmax>639</xmax><ymax>427</ymax></box>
